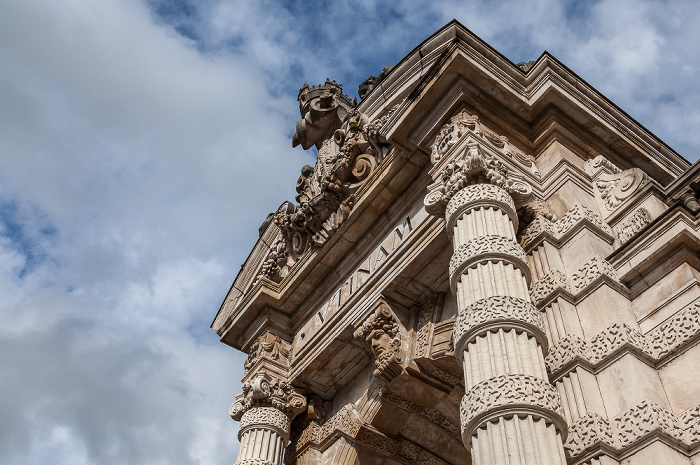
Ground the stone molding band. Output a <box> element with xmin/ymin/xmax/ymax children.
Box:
<box><xmin>452</xmin><ymin>296</ymin><xmax>548</xmax><ymax>362</ymax></box>
<box><xmin>460</xmin><ymin>374</ymin><xmax>567</xmax><ymax>446</ymax></box>
<box><xmin>237</xmin><ymin>460</ymin><xmax>276</xmax><ymax>465</ymax></box>
<box><xmin>239</xmin><ymin>406</ymin><xmax>291</xmax><ymax>441</ymax></box>
<box><xmin>445</xmin><ymin>184</ymin><xmax>518</xmax><ymax>238</ymax></box>
<box><xmin>449</xmin><ymin>236</ymin><xmax>531</xmax><ymax>293</ymax></box>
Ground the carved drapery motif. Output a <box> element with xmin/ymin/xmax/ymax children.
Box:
<box><xmin>244</xmin><ymin>333</ymin><xmax>292</xmax><ymax>372</ymax></box>
<box><xmin>460</xmin><ymin>374</ymin><xmax>567</xmax><ymax>444</ymax></box>
<box><xmin>452</xmin><ymin>296</ymin><xmax>547</xmax><ymax>362</ymax></box>
<box><xmin>614</xmin><ymin>208</ymin><xmax>652</xmax><ymax>243</ymax></box>
<box><xmin>354</xmin><ymin>303</ymin><xmax>403</xmax><ymax>384</ymax></box>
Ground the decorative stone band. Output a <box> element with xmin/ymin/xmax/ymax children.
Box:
<box><xmin>546</xmin><ymin>301</ymin><xmax>700</xmax><ymax>378</ymax></box>
<box><xmin>452</xmin><ymin>296</ymin><xmax>547</xmax><ymax>363</ymax></box>
<box><xmin>460</xmin><ymin>374</ymin><xmax>567</xmax><ymax>447</ymax></box>
<box><xmin>519</xmin><ymin>204</ymin><xmax>614</xmax><ymax>252</ymax></box>
<box><xmin>449</xmin><ymin>235</ymin><xmax>531</xmax><ymax>294</ymax></box>
<box><xmin>445</xmin><ymin>184</ymin><xmax>518</xmax><ymax>240</ymax></box>
<box><xmin>286</xmin><ymin>403</ymin><xmax>452</xmax><ymax>465</ymax></box>
<box><xmin>237</xmin><ymin>460</ymin><xmax>275</xmax><ymax>465</ymax></box>
<box><xmin>238</xmin><ymin>406</ymin><xmax>292</xmax><ymax>441</ymax></box>
<box><xmin>565</xmin><ymin>400</ymin><xmax>700</xmax><ymax>460</ymax></box>
<box><xmin>530</xmin><ymin>257</ymin><xmax>623</xmax><ymax>307</ymax></box>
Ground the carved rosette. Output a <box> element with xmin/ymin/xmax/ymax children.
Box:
<box><xmin>354</xmin><ymin>303</ymin><xmax>404</xmax><ymax>384</ymax></box>
<box><xmin>460</xmin><ymin>374</ymin><xmax>567</xmax><ymax>445</ymax></box>
<box><xmin>452</xmin><ymin>296</ymin><xmax>547</xmax><ymax>363</ymax></box>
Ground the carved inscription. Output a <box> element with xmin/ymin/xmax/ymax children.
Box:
<box><xmin>295</xmin><ymin>206</ymin><xmax>428</xmax><ymax>351</ymax></box>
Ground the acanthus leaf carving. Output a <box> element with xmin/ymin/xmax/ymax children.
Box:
<box><xmin>270</xmin><ymin>80</ymin><xmax>396</xmax><ymax>273</ymax></box>
<box><xmin>424</xmin><ymin>138</ymin><xmax>534</xmax><ymax>218</ymax></box>
<box><xmin>595</xmin><ymin>167</ymin><xmax>649</xmax><ymax>211</ymax></box>
<box><xmin>230</xmin><ymin>372</ymin><xmax>307</xmax><ymax>423</ymax></box>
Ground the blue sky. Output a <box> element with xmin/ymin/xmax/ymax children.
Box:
<box><xmin>1</xmin><ymin>1</ymin><xmax>699</xmax><ymax>464</ymax></box>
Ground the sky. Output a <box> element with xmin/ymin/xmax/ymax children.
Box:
<box><xmin>1</xmin><ymin>0</ymin><xmax>699</xmax><ymax>464</ymax></box>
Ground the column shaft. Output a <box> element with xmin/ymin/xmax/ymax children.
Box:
<box><xmin>448</xmin><ymin>184</ymin><xmax>567</xmax><ymax>465</ymax></box>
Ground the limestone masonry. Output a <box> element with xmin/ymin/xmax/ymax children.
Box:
<box><xmin>212</xmin><ymin>21</ymin><xmax>700</xmax><ymax>465</ymax></box>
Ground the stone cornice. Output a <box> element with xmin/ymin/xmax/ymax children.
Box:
<box><xmin>546</xmin><ymin>300</ymin><xmax>700</xmax><ymax>380</ymax></box>
<box><xmin>564</xmin><ymin>401</ymin><xmax>700</xmax><ymax>462</ymax></box>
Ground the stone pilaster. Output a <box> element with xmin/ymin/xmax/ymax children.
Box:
<box><xmin>230</xmin><ymin>372</ymin><xmax>306</xmax><ymax>465</ymax></box>
<box><xmin>428</xmin><ymin>181</ymin><xmax>568</xmax><ymax>465</ymax></box>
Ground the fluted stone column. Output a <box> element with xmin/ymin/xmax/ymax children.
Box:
<box><xmin>438</xmin><ymin>183</ymin><xmax>568</xmax><ymax>465</ymax></box>
<box><xmin>230</xmin><ymin>372</ymin><xmax>306</xmax><ymax>465</ymax></box>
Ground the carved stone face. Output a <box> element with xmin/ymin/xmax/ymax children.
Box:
<box><xmin>369</xmin><ymin>329</ymin><xmax>392</xmax><ymax>357</ymax></box>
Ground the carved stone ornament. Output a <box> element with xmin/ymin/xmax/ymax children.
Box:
<box><xmin>244</xmin><ymin>333</ymin><xmax>292</xmax><ymax>372</ymax></box>
<box><xmin>460</xmin><ymin>374</ymin><xmax>567</xmax><ymax>445</ymax></box>
<box><xmin>424</xmin><ymin>138</ymin><xmax>535</xmax><ymax>219</ymax></box>
<box><xmin>430</xmin><ymin>110</ymin><xmax>540</xmax><ymax>180</ymax></box>
<box><xmin>270</xmin><ymin>80</ymin><xmax>396</xmax><ymax>268</ymax></box>
<box><xmin>449</xmin><ymin>235</ymin><xmax>531</xmax><ymax>292</ymax></box>
<box><xmin>354</xmin><ymin>303</ymin><xmax>404</xmax><ymax>384</ymax></box>
<box><xmin>614</xmin><ymin>208</ymin><xmax>652</xmax><ymax>243</ymax></box>
<box><xmin>595</xmin><ymin>167</ymin><xmax>649</xmax><ymax>211</ymax></box>
<box><xmin>229</xmin><ymin>372</ymin><xmax>306</xmax><ymax>422</ymax></box>
<box><xmin>452</xmin><ymin>296</ymin><xmax>547</xmax><ymax>362</ymax></box>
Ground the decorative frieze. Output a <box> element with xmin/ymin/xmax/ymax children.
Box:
<box><xmin>565</xmin><ymin>401</ymin><xmax>700</xmax><ymax>460</ymax></box>
<box><xmin>460</xmin><ymin>374</ymin><xmax>567</xmax><ymax>442</ymax></box>
<box><xmin>530</xmin><ymin>257</ymin><xmax>621</xmax><ymax>307</ymax></box>
<box><xmin>519</xmin><ymin>204</ymin><xmax>613</xmax><ymax>251</ymax></box>
<box><xmin>452</xmin><ymin>296</ymin><xmax>546</xmax><ymax>361</ymax></box>
<box><xmin>449</xmin><ymin>236</ymin><xmax>530</xmax><ymax>292</ymax></box>
<box><xmin>546</xmin><ymin>301</ymin><xmax>700</xmax><ymax>376</ymax></box>
<box><xmin>614</xmin><ymin>208</ymin><xmax>652</xmax><ymax>243</ymax></box>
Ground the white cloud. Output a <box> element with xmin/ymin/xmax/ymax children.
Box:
<box><xmin>1</xmin><ymin>0</ymin><xmax>699</xmax><ymax>464</ymax></box>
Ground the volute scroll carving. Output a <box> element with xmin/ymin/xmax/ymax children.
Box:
<box><xmin>229</xmin><ymin>372</ymin><xmax>307</xmax><ymax>425</ymax></box>
<box><xmin>265</xmin><ymin>80</ymin><xmax>396</xmax><ymax>276</ymax></box>
<box><xmin>354</xmin><ymin>303</ymin><xmax>404</xmax><ymax>384</ymax></box>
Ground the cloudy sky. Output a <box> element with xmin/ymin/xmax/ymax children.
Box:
<box><xmin>1</xmin><ymin>0</ymin><xmax>699</xmax><ymax>464</ymax></box>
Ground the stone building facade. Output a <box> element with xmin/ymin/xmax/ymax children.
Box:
<box><xmin>212</xmin><ymin>21</ymin><xmax>700</xmax><ymax>465</ymax></box>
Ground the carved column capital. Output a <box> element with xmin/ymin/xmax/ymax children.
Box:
<box><xmin>354</xmin><ymin>303</ymin><xmax>404</xmax><ymax>384</ymax></box>
<box><xmin>424</xmin><ymin>140</ymin><xmax>533</xmax><ymax>218</ymax></box>
<box><xmin>230</xmin><ymin>372</ymin><xmax>307</xmax><ymax>423</ymax></box>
